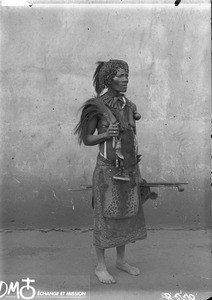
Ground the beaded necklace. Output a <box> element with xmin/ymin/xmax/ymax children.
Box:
<box><xmin>102</xmin><ymin>93</ymin><xmax>126</xmax><ymax>110</ymax></box>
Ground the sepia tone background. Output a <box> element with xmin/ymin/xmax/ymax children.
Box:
<box><xmin>0</xmin><ymin>3</ymin><xmax>211</xmax><ymax>230</ymax></box>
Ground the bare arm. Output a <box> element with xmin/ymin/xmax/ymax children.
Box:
<box><xmin>83</xmin><ymin>117</ymin><xmax>119</xmax><ymax>146</ymax></box>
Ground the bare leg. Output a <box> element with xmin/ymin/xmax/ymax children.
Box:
<box><xmin>116</xmin><ymin>245</ymin><xmax>140</xmax><ymax>276</ymax></box>
<box><xmin>94</xmin><ymin>247</ymin><xmax>116</xmax><ymax>284</ymax></box>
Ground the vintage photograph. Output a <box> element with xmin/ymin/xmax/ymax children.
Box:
<box><xmin>0</xmin><ymin>1</ymin><xmax>211</xmax><ymax>300</ymax></box>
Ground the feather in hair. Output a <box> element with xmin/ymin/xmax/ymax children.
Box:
<box><xmin>93</xmin><ymin>61</ymin><xmax>105</xmax><ymax>95</ymax></box>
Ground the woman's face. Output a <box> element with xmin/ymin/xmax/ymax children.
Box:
<box><xmin>109</xmin><ymin>68</ymin><xmax>129</xmax><ymax>93</ymax></box>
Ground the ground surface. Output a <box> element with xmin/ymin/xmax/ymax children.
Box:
<box><xmin>0</xmin><ymin>229</ymin><xmax>211</xmax><ymax>300</ymax></box>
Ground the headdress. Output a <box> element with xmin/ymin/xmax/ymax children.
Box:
<box><xmin>93</xmin><ymin>59</ymin><xmax>129</xmax><ymax>95</ymax></box>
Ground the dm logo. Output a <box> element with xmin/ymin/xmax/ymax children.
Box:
<box><xmin>0</xmin><ymin>278</ymin><xmax>36</xmax><ymax>299</ymax></box>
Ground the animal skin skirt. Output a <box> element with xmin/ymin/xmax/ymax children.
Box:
<box><xmin>92</xmin><ymin>154</ymin><xmax>147</xmax><ymax>249</ymax></box>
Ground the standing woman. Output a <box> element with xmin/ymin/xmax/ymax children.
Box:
<box><xmin>75</xmin><ymin>60</ymin><xmax>147</xmax><ymax>284</ymax></box>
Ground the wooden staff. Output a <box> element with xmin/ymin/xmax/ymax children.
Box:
<box><xmin>68</xmin><ymin>182</ymin><xmax>188</xmax><ymax>192</ymax></box>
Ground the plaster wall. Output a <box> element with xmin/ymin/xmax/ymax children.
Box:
<box><xmin>0</xmin><ymin>4</ymin><xmax>211</xmax><ymax>229</ymax></box>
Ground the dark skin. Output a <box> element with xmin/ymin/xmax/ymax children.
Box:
<box><xmin>83</xmin><ymin>68</ymin><xmax>129</xmax><ymax>160</ymax></box>
<box><xmin>83</xmin><ymin>68</ymin><xmax>140</xmax><ymax>284</ymax></box>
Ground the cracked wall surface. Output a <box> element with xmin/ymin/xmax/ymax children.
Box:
<box><xmin>0</xmin><ymin>4</ymin><xmax>211</xmax><ymax>229</ymax></box>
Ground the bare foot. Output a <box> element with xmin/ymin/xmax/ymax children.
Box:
<box><xmin>94</xmin><ymin>268</ymin><xmax>116</xmax><ymax>284</ymax></box>
<box><xmin>116</xmin><ymin>262</ymin><xmax>140</xmax><ymax>276</ymax></box>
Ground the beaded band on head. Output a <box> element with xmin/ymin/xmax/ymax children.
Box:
<box><xmin>93</xmin><ymin>59</ymin><xmax>129</xmax><ymax>95</ymax></box>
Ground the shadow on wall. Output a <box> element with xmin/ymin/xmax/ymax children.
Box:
<box><xmin>0</xmin><ymin>173</ymin><xmax>94</xmax><ymax>230</ymax></box>
<box><xmin>0</xmin><ymin>4</ymin><xmax>211</xmax><ymax>230</ymax></box>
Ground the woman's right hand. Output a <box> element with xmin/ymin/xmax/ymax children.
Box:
<box><xmin>106</xmin><ymin>123</ymin><xmax>119</xmax><ymax>138</ymax></box>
